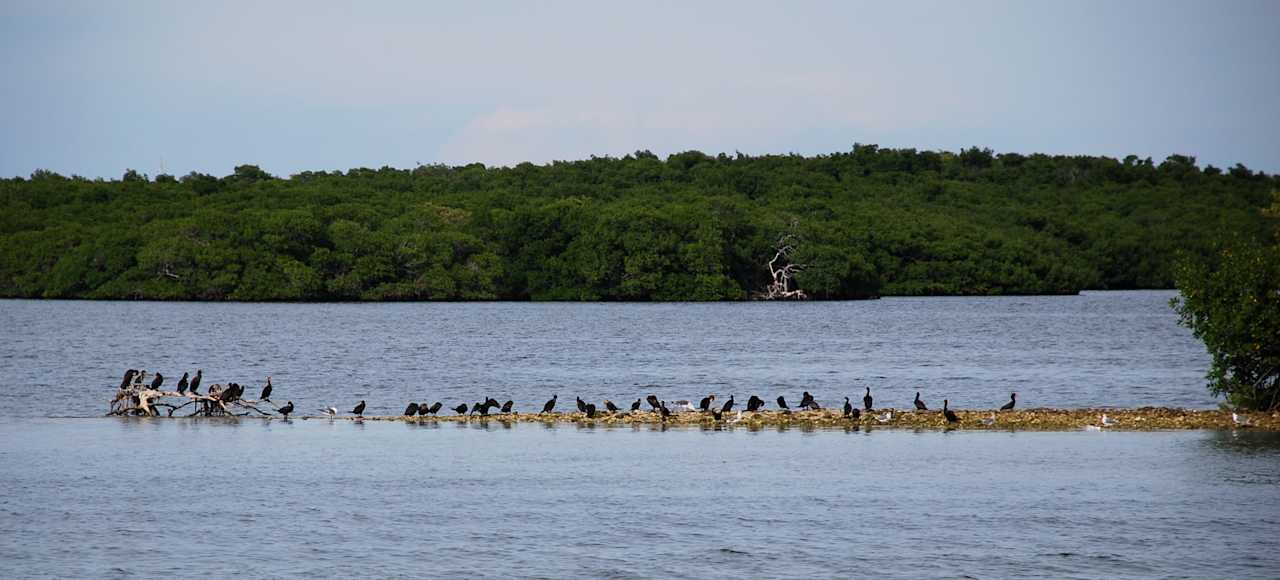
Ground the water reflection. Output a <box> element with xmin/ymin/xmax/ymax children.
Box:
<box><xmin>1203</xmin><ymin>429</ymin><xmax>1280</xmax><ymax>456</ymax></box>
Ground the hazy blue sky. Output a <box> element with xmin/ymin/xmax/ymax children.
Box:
<box><xmin>2</xmin><ymin>0</ymin><xmax>1277</xmax><ymax>178</ymax></box>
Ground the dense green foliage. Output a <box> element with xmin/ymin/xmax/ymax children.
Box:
<box><xmin>1172</xmin><ymin>196</ymin><xmax>1280</xmax><ymax>410</ymax></box>
<box><xmin>1</xmin><ymin>146</ymin><xmax>1275</xmax><ymax>301</ymax></box>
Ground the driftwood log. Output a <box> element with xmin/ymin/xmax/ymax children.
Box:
<box><xmin>109</xmin><ymin>376</ymin><xmax>276</xmax><ymax>417</ymax></box>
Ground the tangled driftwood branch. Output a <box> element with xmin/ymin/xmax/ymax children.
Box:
<box><xmin>756</xmin><ymin>226</ymin><xmax>808</xmax><ymax>300</ymax></box>
<box><xmin>109</xmin><ymin>376</ymin><xmax>277</xmax><ymax>418</ymax></box>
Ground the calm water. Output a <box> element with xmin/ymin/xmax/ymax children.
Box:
<box><xmin>1</xmin><ymin>292</ymin><xmax>1277</xmax><ymax>578</ymax></box>
<box><xmin>0</xmin><ymin>291</ymin><xmax>1213</xmax><ymax>417</ymax></box>
<box><xmin>1</xmin><ymin>419</ymin><xmax>1278</xmax><ymax>579</ymax></box>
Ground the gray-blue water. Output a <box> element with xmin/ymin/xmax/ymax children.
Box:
<box><xmin>4</xmin><ymin>291</ymin><xmax>1279</xmax><ymax>579</ymax></box>
<box><xmin>0</xmin><ymin>290</ymin><xmax>1213</xmax><ymax>416</ymax></box>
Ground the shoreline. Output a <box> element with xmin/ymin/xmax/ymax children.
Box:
<box><xmin>202</xmin><ymin>407</ymin><xmax>1278</xmax><ymax>431</ymax></box>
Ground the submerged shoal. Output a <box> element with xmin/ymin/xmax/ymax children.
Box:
<box><xmin>301</xmin><ymin>408</ymin><xmax>1280</xmax><ymax>431</ymax></box>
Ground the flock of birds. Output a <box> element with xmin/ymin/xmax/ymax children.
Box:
<box><xmin>116</xmin><ymin>368</ymin><xmax>1262</xmax><ymax>429</ymax></box>
<box><xmin>321</xmin><ymin>388</ymin><xmax>1021</xmax><ymax>425</ymax></box>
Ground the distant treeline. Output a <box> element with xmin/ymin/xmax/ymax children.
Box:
<box><xmin>1</xmin><ymin>146</ymin><xmax>1275</xmax><ymax>301</ymax></box>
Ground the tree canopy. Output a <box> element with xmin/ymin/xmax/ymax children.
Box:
<box><xmin>1</xmin><ymin>146</ymin><xmax>1274</xmax><ymax>301</ymax></box>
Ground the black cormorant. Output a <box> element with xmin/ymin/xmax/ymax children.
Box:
<box><xmin>799</xmin><ymin>391</ymin><xmax>816</xmax><ymax>410</ymax></box>
<box><xmin>605</xmin><ymin>400</ymin><xmax>619</xmax><ymax>413</ymax></box>
<box><xmin>914</xmin><ymin>392</ymin><xmax>928</xmax><ymax>411</ymax></box>
<box><xmin>150</xmin><ymin>373</ymin><xmax>164</xmax><ymax>390</ymax></box>
<box><xmin>542</xmin><ymin>395</ymin><xmax>557</xmax><ymax>414</ymax></box>
<box><xmin>746</xmin><ymin>395</ymin><xmax>764</xmax><ymax>412</ymax></box>
<box><xmin>776</xmin><ymin>396</ymin><xmax>789</xmax><ymax>410</ymax></box>
<box><xmin>699</xmin><ymin>395</ymin><xmax>716</xmax><ymax>412</ymax></box>
<box><xmin>943</xmin><ymin>399</ymin><xmax>959</xmax><ymax>423</ymax></box>
<box><xmin>1000</xmin><ymin>392</ymin><xmax>1016</xmax><ymax>411</ymax></box>
<box><xmin>454</xmin><ymin>403</ymin><xmax>469</xmax><ymax>415</ymax></box>
<box><xmin>646</xmin><ymin>394</ymin><xmax>661</xmax><ymax>411</ymax></box>
<box><xmin>189</xmin><ymin>370</ymin><xmax>203</xmax><ymax>395</ymax></box>
<box><xmin>659</xmin><ymin>401</ymin><xmax>671</xmax><ymax>420</ymax></box>
<box><xmin>630</xmin><ymin>398</ymin><xmax>641</xmax><ymax>411</ymax></box>
<box><xmin>576</xmin><ymin>397</ymin><xmax>587</xmax><ymax>413</ymax></box>
<box><xmin>260</xmin><ymin>377</ymin><xmax>272</xmax><ymax>401</ymax></box>
<box><xmin>720</xmin><ymin>395</ymin><xmax>735</xmax><ymax>413</ymax></box>
<box><xmin>843</xmin><ymin>397</ymin><xmax>854</xmax><ymax>417</ymax></box>
<box><xmin>501</xmin><ymin>400</ymin><xmax>514</xmax><ymax>413</ymax></box>
<box><xmin>427</xmin><ymin>402</ymin><xmax>443</xmax><ymax>415</ymax></box>
<box><xmin>352</xmin><ymin>400</ymin><xmax>366</xmax><ymax>416</ymax></box>
<box><xmin>119</xmin><ymin>369</ymin><xmax>137</xmax><ymax>390</ymax></box>
<box><xmin>278</xmin><ymin>401</ymin><xmax>293</xmax><ymax>418</ymax></box>
<box><xmin>176</xmin><ymin>372</ymin><xmax>189</xmax><ymax>394</ymax></box>
<box><xmin>585</xmin><ymin>403</ymin><xmax>597</xmax><ymax>418</ymax></box>
<box><xmin>863</xmin><ymin>387</ymin><xmax>873</xmax><ymax>411</ymax></box>
<box><xmin>404</xmin><ymin>402</ymin><xmax>419</xmax><ymax>416</ymax></box>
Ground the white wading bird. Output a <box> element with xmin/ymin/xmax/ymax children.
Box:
<box><xmin>1101</xmin><ymin>413</ymin><xmax>1118</xmax><ymax>427</ymax></box>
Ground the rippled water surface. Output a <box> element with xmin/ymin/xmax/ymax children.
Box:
<box><xmin>1</xmin><ymin>419</ymin><xmax>1278</xmax><ymax>579</ymax></box>
<box><xmin>2</xmin><ymin>293</ymin><xmax>1277</xmax><ymax>578</ymax></box>
<box><xmin>0</xmin><ymin>291</ymin><xmax>1213</xmax><ymax>416</ymax></box>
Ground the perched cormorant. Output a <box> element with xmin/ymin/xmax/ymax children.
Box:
<box><xmin>720</xmin><ymin>395</ymin><xmax>735</xmax><ymax>413</ymax></box>
<box><xmin>454</xmin><ymin>403</ymin><xmax>469</xmax><ymax>415</ymax></box>
<box><xmin>659</xmin><ymin>401</ymin><xmax>671</xmax><ymax>420</ymax></box>
<box><xmin>843</xmin><ymin>397</ymin><xmax>854</xmax><ymax>418</ymax></box>
<box><xmin>417</xmin><ymin>402</ymin><xmax>431</xmax><ymax>416</ymax></box>
<box><xmin>646</xmin><ymin>394</ymin><xmax>661</xmax><ymax>411</ymax></box>
<box><xmin>943</xmin><ymin>399</ymin><xmax>958</xmax><ymax>424</ymax></box>
<box><xmin>278</xmin><ymin>401</ymin><xmax>293</xmax><ymax>418</ymax></box>
<box><xmin>776</xmin><ymin>396</ymin><xmax>789</xmax><ymax>410</ymax></box>
<box><xmin>476</xmin><ymin>402</ymin><xmax>491</xmax><ymax>416</ymax></box>
<box><xmin>485</xmin><ymin>398</ymin><xmax>500</xmax><ymax>411</ymax></box>
<box><xmin>189</xmin><ymin>370</ymin><xmax>203</xmax><ymax>395</ymax></box>
<box><xmin>352</xmin><ymin>400</ymin><xmax>366</xmax><ymax>416</ymax></box>
<box><xmin>1000</xmin><ymin>392</ymin><xmax>1016</xmax><ymax>411</ymax></box>
<box><xmin>576</xmin><ymin>397</ymin><xmax>588</xmax><ymax>413</ymax></box>
<box><xmin>260</xmin><ymin>377</ymin><xmax>273</xmax><ymax>401</ymax></box>
<box><xmin>501</xmin><ymin>400</ymin><xmax>514</xmax><ymax>414</ymax></box>
<box><xmin>799</xmin><ymin>391</ymin><xmax>816</xmax><ymax>410</ymax></box>
<box><xmin>542</xmin><ymin>395</ymin><xmax>557</xmax><ymax>414</ymax></box>
<box><xmin>914</xmin><ymin>392</ymin><xmax>928</xmax><ymax>411</ymax></box>
<box><xmin>404</xmin><ymin>402</ymin><xmax>419</xmax><ymax>416</ymax></box>
<box><xmin>605</xmin><ymin>400</ymin><xmax>619</xmax><ymax>413</ymax></box>
<box><xmin>746</xmin><ymin>395</ymin><xmax>764</xmax><ymax>412</ymax></box>
<box><xmin>176</xmin><ymin>372</ymin><xmax>190</xmax><ymax>394</ymax></box>
<box><xmin>699</xmin><ymin>395</ymin><xmax>716</xmax><ymax>412</ymax></box>
<box><xmin>149</xmin><ymin>373</ymin><xmax>164</xmax><ymax>390</ymax></box>
<box><xmin>426</xmin><ymin>402</ymin><xmax>443</xmax><ymax>415</ymax></box>
<box><xmin>863</xmin><ymin>387</ymin><xmax>873</xmax><ymax>411</ymax></box>
<box><xmin>119</xmin><ymin>369</ymin><xmax>137</xmax><ymax>390</ymax></box>
<box><xmin>585</xmin><ymin>403</ymin><xmax>597</xmax><ymax>418</ymax></box>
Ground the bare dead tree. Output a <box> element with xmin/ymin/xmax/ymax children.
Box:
<box><xmin>755</xmin><ymin>224</ymin><xmax>808</xmax><ymax>300</ymax></box>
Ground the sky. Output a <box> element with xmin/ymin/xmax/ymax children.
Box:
<box><xmin>1</xmin><ymin>0</ymin><xmax>1277</xmax><ymax>179</ymax></box>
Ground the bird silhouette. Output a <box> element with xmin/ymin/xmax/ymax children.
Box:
<box><xmin>1000</xmin><ymin>392</ymin><xmax>1016</xmax><ymax>411</ymax></box>
<box><xmin>776</xmin><ymin>396</ymin><xmax>789</xmax><ymax>410</ymax></box>
<box><xmin>277</xmin><ymin>401</ymin><xmax>293</xmax><ymax>418</ymax></box>
<box><xmin>426</xmin><ymin>402</ymin><xmax>443</xmax><ymax>415</ymax></box>
<box><xmin>699</xmin><ymin>395</ymin><xmax>716</xmax><ymax>412</ymax></box>
<box><xmin>176</xmin><ymin>372</ymin><xmax>189</xmax><ymax>394</ymax></box>
<box><xmin>352</xmin><ymin>400</ymin><xmax>366</xmax><ymax>416</ymax></box>
<box><xmin>746</xmin><ymin>395</ymin><xmax>764</xmax><ymax>412</ymax></box>
<box><xmin>943</xmin><ymin>399</ymin><xmax>959</xmax><ymax>424</ymax></box>
<box><xmin>404</xmin><ymin>402</ymin><xmax>419</xmax><ymax>416</ymax></box>
<box><xmin>914</xmin><ymin>392</ymin><xmax>928</xmax><ymax>411</ymax></box>
<box><xmin>542</xmin><ymin>395</ymin><xmax>557</xmax><ymax>414</ymax></box>
<box><xmin>501</xmin><ymin>400</ymin><xmax>514</xmax><ymax>413</ymax></box>
<box><xmin>454</xmin><ymin>403</ymin><xmax>469</xmax><ymax>415</ymax></box>
<box><xmin>720</xmin><ymin>395</ymin><xmax>735</xmax><ymax>413</ymax></box>
<box><xmin>630</xmin><ymin>399</ymin><xmax>641</xmax><ymax>412</ymax></box>
<box><xmin>260</xmin><ymin>377</ymin><xmax>273</xmax><ymax>401</ymax></box>
<box><xmin>863</xmin><ymin>387</ymin><xmax>873</xmax><ymax>411</ymax></box>
<box><xmin>647</xmin><ymin>395</ymin><xmax>661</xmax><ymax>411</ymax></box>
<box><xmin>576</xmin><ymin>397</ymin><xmax>587</xmax><ymax>413</ymax></box>
<box><xmin>605</xmin><ymin>400</ymin><xmax>619</xmax><ymax>413</ymax></box>
<box><xmin>188</xmin><ymin>370</ymin><xmax>202</xmax><ymax>395</ymax></box>
<box><xmin>149</xmin><ymin>373</ymin><xmax>164</xmax><ymax>390</ymax></box>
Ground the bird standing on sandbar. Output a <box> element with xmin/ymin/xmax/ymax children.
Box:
<box><xmin>605</xmin><ymin>400</ymin><xmax>619</xmax><ymax>413</ymax></box>
<box><xmin>699</xmin><ymin>395</ymin><xmax>716</xmax><ymax>412</ymax></box>
<box><xmin>454</xmin><ymin>403</ymin><xmax>469</xmax><ymax>415</ymax></box>
<box><xmin>630</xmin><ymin>398</ymin><xmax>641</xmax><ymax>412</ymax></box>
<box><xmin>501</xmin><ymin>400</ymin><xmax>514</xmax><ymax>414</ymax></box>
<box><xmin>943</xmin><ymin>399</ymin><xmax>958</xmax><ymax>424</ymax></box>
<box><xmin>1000</xmin><ymin>392</ymin><xmax>1016</xmax><ymax>411</ymax></box>
<box><xmin>746</xmin><ymin>395</ymin><xmax>764</xmax><ymax>412</ymax></box>
<box><xmin>776</xmin><ymin>396</ymin><xmax>789</xmax><ymax>410</ymax></box>
<box><xmin>863</xmin><ymin>387</ymin><xmax>873</xmax><ymax>411</ymax></box>
<box><xmin>843</xmin><ymin>397</ymin><xmax>854</xmax><ymax>418</ymax></box>
<box><xmin>585</xmin><ymin>403</ymin><xmax>597</xmax><ymax>418</ymax></box>
<box><xmin>352</xmin><ymin>400</ymin><xmax>366</xmax><ymax>416</ymax></box>
<box><xmin>576</xmin><ymin>397</ymin><xmax>588</xmax><ymax>413</ymax></box>
<box><xmin>914</xmin><ymin>392</ymin><xmax>928</xmax><ymax>411</ymax></box>
<box><xmin>720</xmin><ymin>395</ymin><xmax>735</xmax><ymax>413</ymax></box>
<box><xmin>542</xmin><ymin>395</ymin><xmax>557</xmax><ymax>414</ymax></box>
<box><xmin>659</xmin><ymin>401</ymin><xmax>671</xmax><ymax>420</ymax></box>
<box><xmin>404</xmin><ymin>402</ymin><xmax>419</xmax><ymax>416</ymax></box>
<box><xmin>426</xmin><ymin>402</ymin><xmax>443</xmax><ymax>415</ymax></box>
<box><xmin>647</xmin><ymin>394</ymin><xmax>661</xmax><ymax>411</ymax></box>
